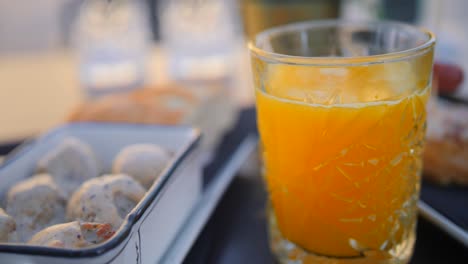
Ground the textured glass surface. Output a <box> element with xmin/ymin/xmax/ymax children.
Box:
<box><xmin>251</xmin><ymin>21</ymin><xmax>435</xmax><ymax>264</ymax></box>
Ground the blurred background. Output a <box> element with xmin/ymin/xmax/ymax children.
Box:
<box><xmin>0</xmin><ymin>0</ymin><xmax>466</xmax><ymax>143</ymax></box>
<box><xmin>1</xmin><ymin>2</ymin><xmax>467</xmax><ymax>263</ymax></box>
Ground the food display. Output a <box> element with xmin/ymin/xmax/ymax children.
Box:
<box><xmin>0</xmin><ymin>137</ymin><xmax>171</xmax><ymax>248</ymax></box>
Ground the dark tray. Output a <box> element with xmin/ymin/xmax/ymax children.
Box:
<box><xmin>184</xmin><ymin>173</ymin><xmax>468</xmax><ymax>264</ymax></box>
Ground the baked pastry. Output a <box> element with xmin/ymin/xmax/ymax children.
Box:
<box><xmin>424</xmin><ymin>100</ymin><xmax>468</xmax><ymax>185</ymax></box>
<box><xmin>0</xmin><ymin>208</ymin><xmax>16</xmax><ymax>243</ymax></box>
<box><xmin>112</xmin><ymin>144</ymin><xmax>170</xmax><ymax>189</ymax></box>
<box><xmin>67</xmin><ymin>174</ymin><xmax>146</xmax><ymax>229</ymax></box>
<box><xmin>6</xmin><ymin>174</ymin><xmax>66</xmax><ymax>242</ymax></box>
<box><xmin>68</xmin><ymin>85</ymin><xmax>197</xmax><ymax>125</ymax></box>
<box><xmin>67</xmin><ymin>83</ymin><xmax>236</xmax><ymax>150</ymax></box>
<box><xmin>29</xmin><ymin>221</ymin><xmax>114</xmax><ymax>249</ymax></box>
<box><xmin>36</xmin><ymin>137</ymin><xmax>100</xmax><ymax>196</ymax></box>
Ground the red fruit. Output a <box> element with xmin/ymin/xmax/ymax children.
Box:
<box><xmin>434</xmin><ymin>63</ymin><xmax>464</xmax><ymax>94</ymax></box>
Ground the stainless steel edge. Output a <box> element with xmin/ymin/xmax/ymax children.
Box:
<box><xmin>418</xmin><ymin>201</ymin><xmax>468</xmax><ymax>247</ymax></box>
<box><xmin>161</xmin><ymin>136</ymin><xmax>259</xmax><ymax>264</ymax></box>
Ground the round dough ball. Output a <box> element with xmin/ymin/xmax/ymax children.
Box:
<box><xmin>113</xmin><ymin>144</ymin><xmax>170</xmax><ymax>189</ymax></box>
<box><xmin>6</xmin><ymin>174</ymin><xmax>66</xmax><ymax>242</ymax></box>
<box><xmin>67</xmin><ymin>174</ymin><xmax>145</xmax><ymax>229</ymax></box>
<box><xmin>28</xmin><ymin>221</ymin><xmax>114</xmax><ymax>249</ymax></box>
<box><xmin>0</xmin><ymin>208</ymin><xmax>16</xmax><ymax>243</ymax></box>
<box><xmin>36</xmin><ymin>137</ymin><xmax>100</xmax><ymax>196</ymax></box>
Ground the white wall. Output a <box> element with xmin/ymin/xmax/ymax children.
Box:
<box><xmin>0</xmin><ymin>0</ymin><xmax>80</xmax><ymax>53</ymax></box>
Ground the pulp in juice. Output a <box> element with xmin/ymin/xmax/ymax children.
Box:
<box><xmin>256</xmin><ymin>64</ymin><xmax>430</xmax><ymax>258</ymax></box>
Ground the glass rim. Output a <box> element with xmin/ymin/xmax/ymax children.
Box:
<box><xmin>249</xmin><ymin>19</ymin><xmax>436</xmax><ymax>66</ymax></box>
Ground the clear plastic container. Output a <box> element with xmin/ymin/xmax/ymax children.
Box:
<box><xmin>158</xmin><ymin>0</ymin><xmax>240</xmax><ymax>82</ymax></box>
<box><xmin>74</xmin><ymin>0</ymin><xmax>151</xmax><ymax>98</ymax></box>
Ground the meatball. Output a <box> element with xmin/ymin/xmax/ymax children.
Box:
<box><xmin>113</xmin><ymin>144</ymin><xmax>170</xmax><ymax>189</ymax></box>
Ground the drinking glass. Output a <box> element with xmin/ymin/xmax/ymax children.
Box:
<box><xmin>250</xmin><ymin>20</ymin><xmax>435</xmax><ymax>264</ymax></box>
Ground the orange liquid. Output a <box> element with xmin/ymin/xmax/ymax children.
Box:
<box><xmin>256</xmin><ymin>65</ymin><xmax>430</xmax><ymax>257</ymax></box>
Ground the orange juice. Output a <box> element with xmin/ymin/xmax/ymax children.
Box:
<box><xmin>256</xmin><ymin>65</ymin><xmax>430</xmax><ymax>258</ymax></box>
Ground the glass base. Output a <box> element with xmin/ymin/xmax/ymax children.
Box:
<box><xmin>267</xmin><ymin>209</ymin><xmax>415</xmax><ymax>264</ymax></box>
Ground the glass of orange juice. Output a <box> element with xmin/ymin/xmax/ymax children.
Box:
<box><xmin>250</xmin><ymin>21</ymin><xmax>435</xmax><ymax>264</ymax></box>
